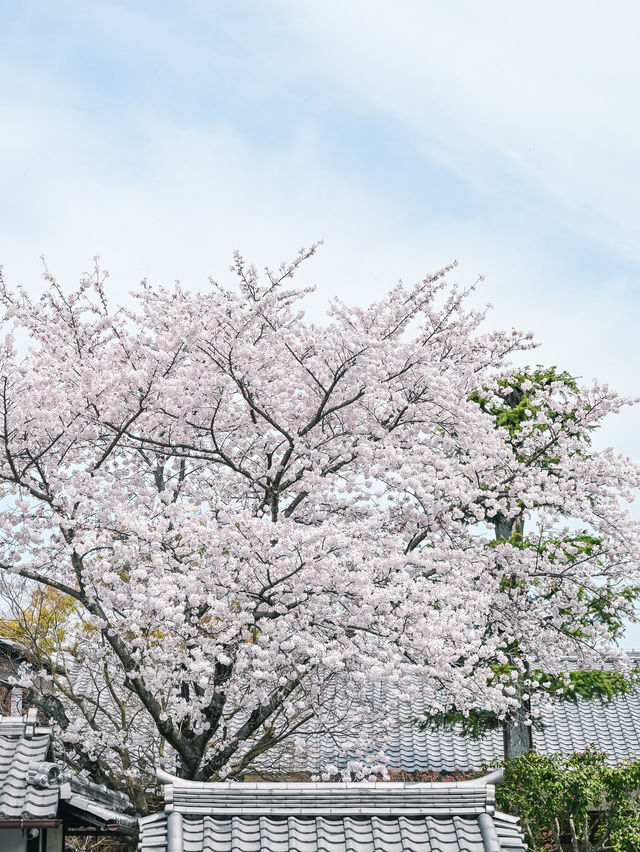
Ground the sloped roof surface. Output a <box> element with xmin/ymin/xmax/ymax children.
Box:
<box><xmin>0</xmin><ymin>711</ymin><xmax>135</xmax><ymax>828</ymax></box>
<box><xmin>60</xmin><ymin>775</ymin><xmax>137</xmax><ymax>829</ymax></box>
<box><xmin>0</xmin><ymin>710</ymin><xmax>59</xmax><ymax>820</ymax></box>
<box><xmin>535</xmin><ymin>690</ymin><xmax>640</xmax><ymax>762</ymax></box>
<box><xmin>140</xmin><ymin>813</ymin><xmax>522</xmax><ymax>852</ymax></box>
<box><xmin>281</xmin><ymin>692</ymin><xmax>505</xmax><ymax>774</ymax></box>
<box><xmin>492</xmin><ymin>813</ymin><xmax>528</xmax><ymax>852</ymax></box>
<box><xmin>280</xmin><ymin>653</ymin><xmax>640</xmax><ymax>773</ymax></box>
<box><xmin>140</xmin><ymin>777</ymin><xmax>526</xmax><ymax>852</ymax></box>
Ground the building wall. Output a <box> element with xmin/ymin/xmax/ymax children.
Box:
<box><xmin>45</xmin><ymin>826</ymin><xmax>63</xmax><ymax>852</ymax></box>
<box><xmin>1</xmin><ymin>827</ymin><xmax>26</xmax><ymax>852</ymax></box>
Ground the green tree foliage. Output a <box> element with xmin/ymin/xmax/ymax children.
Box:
<box><xmin>420</xmin><ymin>667</ymin><xmax>639</xmax><ymax>739</ymax></box>
<box><xmin>496</xmin><ymin>749</ymin><xmax>640</xmax><ymax>851</ymax></box>
<box><xmin>421</xmin><ymin>366</ymin><xmax>640</xmax><ymax>756</ymax></box>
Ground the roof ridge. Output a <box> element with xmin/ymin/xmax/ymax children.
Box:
<box><xmin>157</xmin><ymin>772</ymin><xmax>499</xmax><ymax>818</ymax></box>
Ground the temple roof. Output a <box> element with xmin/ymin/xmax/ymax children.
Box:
<box><xmin>0</xmin><ymin>710</ymin><xmax>136</xmax><ymax>830</ymax></box>
<box><xmin>139</xmin><ymin>772</ymin><xmax>526</xmax><ymax>852</ymax></box>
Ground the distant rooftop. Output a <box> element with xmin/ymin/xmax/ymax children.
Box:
<box><xmin>275</xmin><ymin>651</ymin><xmax>640</xmax><ymax>775</ymax></box>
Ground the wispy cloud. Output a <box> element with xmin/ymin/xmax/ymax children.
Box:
<box><xmin>278</xmin><ymin>1</ymin><xmax>640</xmax><ymax>249</ymax></box>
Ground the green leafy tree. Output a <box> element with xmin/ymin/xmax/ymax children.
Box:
<box><xmin>496</xmin><ymin>749</ymin><xmax>640</xmax><ymax>852</ymax></box>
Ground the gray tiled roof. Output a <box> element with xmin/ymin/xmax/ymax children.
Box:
<box><xmin>561</xmin><ymin>652</ymin><xmax>640</xmax><ymax>670</ymax></box>
<box><xmin>279</xmin><ymin>656</ymin><xmax>640</xmax><ymax>774</ymax></box>
<box><xmin>140</xmin><ymin>813</ymin><xmax>524</xmax><ymax>852</ymax></box>
<box><xmin>163</xmin><ymin>779</ymin><xmax>494</xmax><ymax>816</ymax></box>
<box><xmin>280</xmin><ymin>690</ymin><xmax>505</xmax><ymax>774</ymax></box>
<box><xmin>0</xmin><ymin>709</ymin><xmax>60</xmax><ymax>820</ymax></box>
<box><xmin>60</xmin><ymin>775</ymin><xmax>137</xmax><ymax>829</ymax></box>
<box><xmin>535</xmin><ymin>689</ymin><xmax>640</xmax><ymax>762</ymax></box>
<box><xmin>139</xmin><ymin>776</ymin><xmax>526</xmax><ymax>852</ymax></box>
<box><xmin>0</xmin><ymin>711</ymin><xmax>136</xmax><ymax>829</ymax></box>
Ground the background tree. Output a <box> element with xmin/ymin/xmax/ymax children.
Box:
<box><xmin>422</xmin><ymin>366</ymin><xmax>640</xmax><ymax>758</ymax></box>
<box><xmin>0</xmin><ymin>574</ymin><xmax>157</xmax><ymax>810</ymax></box>
<box><xmin>0</xmin><ymin>250</ymin><xmax>638</xmax><ymax>805</ymax></box>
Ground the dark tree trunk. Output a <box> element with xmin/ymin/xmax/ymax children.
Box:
<box><xmin>503</xmin><ymin>699</ymin><xmax>533</xmax><ymax>761</ymax></box>
<box><xmin>495</xmin><ymin>511</ymin><xmax>531</xmax><ymax>760</ymax></box>
<box><xmin>494</xmin><ymin>513</ymin><xmax>524</xmax><ymax>543</ymax></box>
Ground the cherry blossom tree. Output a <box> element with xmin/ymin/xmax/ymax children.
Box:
<box><xmin>0</xmin><ymin>247</ymin><xmax>637</xmax><ymax>805</ymax></box>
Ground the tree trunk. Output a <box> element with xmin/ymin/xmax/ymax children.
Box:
<box><xmin>503</xmin><ymin>698</ymin><xmax>533</xmax><ymax>761</ymax></box>
<box><xmin>495</xmin><ymin>511</ymin><xmax>531</xmax><ymax>761</ymax></box>
<box><xmin>494</xmin><ymin>513</ymin><xmax>524</xmax><ymax>543</ymax></box>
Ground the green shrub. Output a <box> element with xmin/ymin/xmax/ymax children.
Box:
<box><xmin>496</xmin><ymin>749</ymin><xmax>640</xmax><ymax>851</ymax></box>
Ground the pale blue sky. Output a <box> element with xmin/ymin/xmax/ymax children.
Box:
<box><xmin>1</xmin><ymin>1</ymin><xmax>639</xmax><ymax>643</ymax></box>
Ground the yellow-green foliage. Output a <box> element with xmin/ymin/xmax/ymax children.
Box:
<box><xmin>0</xmin><ymin>586</ymin><xmax>76</xmax><ymax>655</ymax></box>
